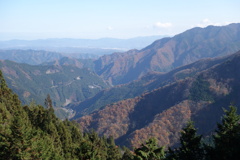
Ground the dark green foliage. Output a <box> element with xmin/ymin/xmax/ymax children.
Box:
<box><xmin>122</xmin><ymin>147</ymin><xmax>135</xmax><ymax>160</ymax></box>
<box><xmin>0</xmin><ymin>70</ymin><xmax>21</xmax><ymax>113</ymax></box>
<box><xmin>166</xmin><ymin>121</ymin><xmax>204</xmax><ymax>160</ymax></box>
<box><xmin>45</xmin><ymin>94</ymin><xmax>53</xmax><ymax>109</ymax></box>
<box><xmin>134</xmin><ymin>138</ymin><xmax>165</xmax><ymax>160</ymax></box>
<box><xmin>166</xmin><ymin>106</ymin><xmax>240</xmax><ymax>160</ymax></box>
<box><xmin>189</xmin><ymin>76</ymin><xmax>213</xmax><ymax>102</ymax></box>
<box><xmin>74</xmin><ymin>131</ymin><xmax>121</xmax><ymax>160</ymax></box>
<box><xmin>178</xmin><ymin>121</ymin><xmax>204</xmax><ymax>160</ymax></box>
<box><xmin>107</xmin><ymin>136</ymin><xmax>122</xmax><ymax>160</ymax></box>
<box><xmin>0</xmin><ymin>70</ymin><xmax>122</xmax><ymax>159</ymax></box>
<box><xmin>208</xmin><ymin>105</ymin><xmax>240</xmax><ymax>160</ymax></box>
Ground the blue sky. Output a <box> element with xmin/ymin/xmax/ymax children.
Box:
<box><xmin>0</xmin><ymin>0</ymin><xmax>239</xmax><ymax>40</ymax></box>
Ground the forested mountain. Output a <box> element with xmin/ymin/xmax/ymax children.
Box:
<box><xmin>0</xmin><ymin>70</ymin><xmax>124</xmax><ymax>159</ymax></box>
<box><xmin>94</xmin><ymin>23</ymin><xmax>240</xmax><ymax>85</ymax></box>
<box><xmin>0</xmin><ymin>49</ymin><xmax>104</xmax><ymax>65</ymax></box>
<box><xmin>69</xmin><ymin>52</ymin><xmax>230</xmax><ymax>118</ymax></box>
<box><xmin>1</xmin><ymin>68</ymin><xmax>240</xmax><ymax>159</ymax></box>
<box><xmin>41</xmin><ymin>56</ymin><xmax>95</xmax><ymax>70</ymax></box>
<box><xmin>77</xmin><ymin>50</ymin><xmax>240</xmax><ymax>148</ymax></box>
<box><xmin>0</xmin><ymin>60</ymin><xmax>110</xmax><ymax>118</ymax></box>
<box><xmin>1</xmin><ymin>27</ymin><xmax>240</xmax><ymax>159</ymax></box>
<box><xmin>0</xmin><ymin>49</ymin><xmax>64</xmax><ymax>65</ymax></box>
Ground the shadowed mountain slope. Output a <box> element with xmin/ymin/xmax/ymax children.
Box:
<box><xmin>69</xmin><ymin>52</ymin><xmax>231</xmax><ymax>119</ymax></box>
<box><xmin>77</xmin><ymin>50</ymin><xmax>240</xmax><ymax>148</ymax></box>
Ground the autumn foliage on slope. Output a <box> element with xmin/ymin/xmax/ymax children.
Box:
<box><xmin>78</xmin><ymin>51</ymin><xmax>240</xmax><ymax>148</ymax></box>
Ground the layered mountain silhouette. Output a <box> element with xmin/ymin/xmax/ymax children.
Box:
<box><xmin>1</xmin><ymin>24</ymin><xmax>240</xmax><ymax>148</ymax></box>
<box><xmin>0</xmin><ymin>36</ymin><xmax>164</xmax><ymax>50</ymax></box>
<box><xmin>94</xmin><ymin>23</ymin><xmax>240</xmax><ymax>85</ymax></box>
<box><xmin>0</xmin><ymin>49</ymin><xmax>64</xmax><ymax>65</ymax></box>
<box><xmin>76</xmin><ymin>50</ymin><xmax>240</xmax><ymax>148</ymax></box>
<box><xmin>69</xmin><ymin>23</ymin><xmax>240</xmax><ymax>118</ymax></box>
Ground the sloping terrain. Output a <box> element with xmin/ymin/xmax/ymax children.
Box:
<box><xmin>41</xmin><ymin>56</ymin><xmax>95</xmax><ymax>70</ymax></box>
<box><xmin>69</xmin><ymin>53</ymin><xmax>230</xmax><ymax>119</ymax></box>
<box><xmin>94</xmin><ymin>23</ymin><xmax>240</xmax><ymax>85</ymax></box>
<box><xmin>0</xmin><ymin>60</ymin><xmax>110</xmax><ymax>117</ymax></box>
<box><xmin>77</xmin><ymin>50</ymin><xmax>240</xmax><ymax>148</ymax></box>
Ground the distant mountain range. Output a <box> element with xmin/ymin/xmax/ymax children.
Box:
<box><xmin>76</xmin><ymin>50</ymin><xmax>240</xmax><ymax>148</ymax></box>
<box><xmin>94</xmin><ymin>23</ymin><xmax>240</xmax><ymax>85</ymax></box>
<box><xmin>0</xmin><ymin>49</ymin><xmax>117</xmax><ymax>65</ymax></box>
<box><xmin>0</xmin><ymin>50</ymin><xmax>64</xmax><ymax>65</ymax></box>
<box><xmin>0</xmin><ymin>36</ymin><xmax>165</xmax><ymax>64</ymax></box>
<box><xmin>0</xmin><ymin>35</ymin><xmax>165</xmax><ymax>51</ymax></box>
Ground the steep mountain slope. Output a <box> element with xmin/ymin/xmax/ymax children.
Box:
<box><xmin>94</xmin><ymin>23</ymin><xmax>240</xmax><ymax>85</ymax></box>
<box><xmin>0</xmin><ymin>60</ymin><xmax>110</xmax><ymax>117</ymax></box>
<box><xmin>77</xmin><ymin>50</ymin><xmax>240</xmax><ymax>148</ymax></box>
<box><xmin>69</xmin><ymin>53</ymin><xmax>229</xmax><ymax>119</ymax></box>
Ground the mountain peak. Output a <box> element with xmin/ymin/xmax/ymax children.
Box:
<box><xmin>94</xmin><ymin>23</ymin><xmax>240</xmax><ymax>85</ymax></box>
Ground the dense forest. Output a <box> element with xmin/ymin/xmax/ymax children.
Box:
<box><xmin>0</xmin><ymin>69</ymin><xmax>240</xmax><ymax>159</ymax></box>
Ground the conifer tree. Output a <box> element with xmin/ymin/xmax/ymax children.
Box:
<box><xmin>8</xmin><ymin>111</ymin><xmax>33</xmax><ymax>159</ymax></box>
<box><xmin>166</xmin><ymin>121</ymin><xmax>204</xmax><ymax>160</ymax></box>
<box><xmin>45</xmin><ymin>94</ymin><xmax>53</xmax><ymax>109</ymax></box>
<box><xmin>134</xmin><ymin>138</ymin><xmax>165</xmax><ymax>160</ymax></box>
<box><xmin>44</xmin><ymin>94</ymin><xmax>55</xmax><ymax>119</ymax></box>
<box><xmin>0</xmin><ymin>70</ymin><xmax>21</xmax><ymax>113</ymax></box>
<box><xmin>0</xmin><ymin>69</ymin><xmax>140</xmax><ymax>159</ymax></box>
<box><xmin>106</xmin><ymin>136</ymin><xmax>121</xmax><ymax>160</ymax></box>
<box><xmin>210</xmin><ymin>105</ymin><xmax>240</xmax><ymax>160</ymax></box>
<box><xmin>0</xmin><ymin>103</ymin><xmax>12</xmax><ymax>159</ymax></box>
<box><xmin>122</xmin><ymin>147</ymin><xmax>135</xmax><ymax>160</ymax></box>
<box><xmin>57</xmin><ymin>120</ymin><xmax>73</xmax><ymax>159</ymax></box>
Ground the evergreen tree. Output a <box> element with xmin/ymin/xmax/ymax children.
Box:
<box><xmin>45</xmin><ymin>94</ymin><xmax>53</xmax><ymax>109</ymax></box>
<box><xmin>122</xmin><ymin>147</ymin><xmax>135</xmax><ymax>160</ymax></box>
<box><xmin>27</xmin><ymin>130</ymin><xmax>58</xmax><ymax>160</ymax></box>
<box><xmin>44</xmin><ymin>94</ymin><xmax>55</xmax><ymax>120</ymax></box>
<box><xmin>0</xmin><ymin>103</ymin><xmax>12</xmax><ymax>159</ymax></box>
<box><xmin>134</xmin><ymin>138</ymin><xmax>165</xmax><ymax>160</ymax></box>
<box><xmin>210</xmin><ymin>105</ymin><xmax>240</xmax><ymax>160</ymax></box>
<box><xmin>57</xmin><ymin>120</ymin><xmax>73</xmax><ymax>159</ymax></box>
<box><xmin>106</xmin><ymin>136</ymin><xmax>121</xmax><ymax>160</ymax></box>
<box><xmin>165</xmin><ymin>147</ymin><xmax>177</xmax><ymax>160</ymax></box>
<box><xmin>8</xmin><ymin>111</ymin><xmax>33</xmax><ymax>159</ymax></box>
<box><xmin>166</xmin><ymin>121</ymin><xmax>204</xmax><ymax>160</ymax></box>
<box><xmin>0</xmin><ymin>70</ymin><xmax>21</xmax><ymax>113</ymax></box>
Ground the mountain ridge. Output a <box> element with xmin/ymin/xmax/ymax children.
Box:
<box><xmin>0</xmin><ymin>35</ymin><xmax>165</xmax><ymax>50</ymax></box>
<box><xmin>0</xmin><ymin>60</ymin><xmax>110</xmax><ymax>118</ymax></box>
<box><xmin>95</xmin><ymin>23</ymin><xmax>240</xmax><ymax>85</ymax></box>
<box><xmin>76</xmin><ymin>50</ymin><xmax>240</xmax><ymax>148</ymax></box>
<box><xmin>69</xmin><ymin>51</ymin><xmax>233</xmax><ymax>119</ymax></box>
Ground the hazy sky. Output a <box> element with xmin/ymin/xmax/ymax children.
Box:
<box><xmin>0</xmin><ymin>0</ymin><xmax>239</xmax><ymax>40</ymax></box>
